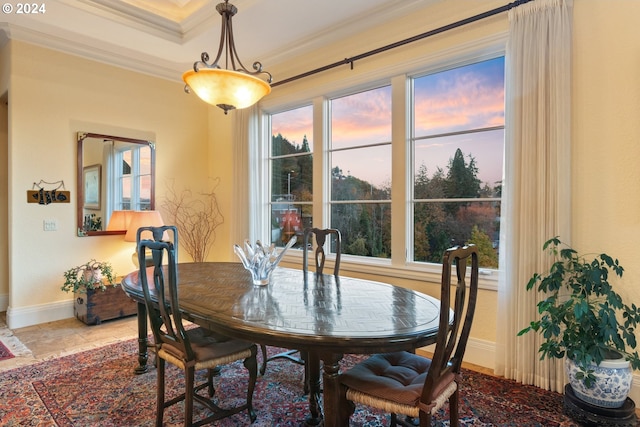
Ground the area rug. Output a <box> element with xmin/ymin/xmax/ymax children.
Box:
<box><xmin>0</xmin><ymin>340</ymin><xmax>13</xmax><ymax>361</ymax></box>
<box><xmin>0</xmin><ymin>326</ymin><xmax>31</xmax><ymax>360</ymax></box>
<box><xmin>0</xmin><ymin>338</ymin><xmax>582</xmax><ymax>426</ymax></box>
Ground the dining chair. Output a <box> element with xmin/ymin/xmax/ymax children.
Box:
<box><xmin>338</xmin><ymin>244</ymin><xmax>479</xmax><ymax>427</ymax></box>
<box><xmin>260</xmin><ymin>227</ymin><xmax>342</xmax><ymax>391</ymax></box>
<box><xmin>137</xmin><ymin>225</ymin><xmax>258</xmax><ymax>427</ymax></box>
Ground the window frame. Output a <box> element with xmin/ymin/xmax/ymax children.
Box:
<box><xmin>259</xmin><ymin>37</ymin><xmax>506</xmax><ymax>291</ymax></box>
<box><xmin>111</xmin><ymin>144</ymin><xmax>151</xmax><ymax>212</ymax></box>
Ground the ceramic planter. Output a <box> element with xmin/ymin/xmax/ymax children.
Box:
<box><xmin>565</xmin><ymin>356</ymin><xmax>632</xmax><ymax>408</ymax></box>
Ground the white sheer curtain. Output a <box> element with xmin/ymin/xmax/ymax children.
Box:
<box><xmin>233</xmin><ymin>105</ymin><xmax>263</xmax><ymax>248</ymax></box>
<box><xmin>495</xmin><ymin>0</ymin><xmax>572</xmax><ymax>393</ymax></box>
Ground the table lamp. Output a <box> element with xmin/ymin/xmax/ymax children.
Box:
<box><xmin>124</xmin><ymin>210</ymin><xmax>166</xmax><ymax>266</ymax></box>
<box><xmin>105</xmin><ymin>210</ymin><xmax>133</xmax><ymax>232</ymax></box>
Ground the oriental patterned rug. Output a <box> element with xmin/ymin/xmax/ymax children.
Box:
<box><xmin>0</xmin><ymin>326</ymin><xmax>31</xmax><ymax>362</ymax></box>
<box><xmin>0</xmin><ymin>341</ymin><xmax>12</xmax><ymax>361</ymax></box>
<box><xmin>0</xmin><ymin>338</ymin><xmax>581</xmax><ymax>426</ymax></box>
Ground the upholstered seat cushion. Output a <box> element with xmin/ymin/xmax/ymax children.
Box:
<box><xmin>159</xmin><ymin>327</ymin><xmax>255</xmax><ymax>369</ymax></box>
<box><xmin>341</xmin><ymin>351</ymin><xmax>434</xmax><ymax>407</ymax></box>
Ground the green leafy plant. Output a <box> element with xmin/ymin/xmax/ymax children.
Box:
<box><xmin>62</xmin><ymin>259</ymin><xmax>116</xmax><ymax>293</ymax></box>
<box><xmin>518</xmin><ymin>237</ymin><xmax>640</xmax><ymax>387</ymax></box>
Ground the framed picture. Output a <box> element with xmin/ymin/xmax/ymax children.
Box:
<box><xmin>83</xmin><ymin>164</ymin><xmax>101</xmax><ymax>209</ymax></box>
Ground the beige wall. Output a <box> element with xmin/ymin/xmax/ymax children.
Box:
<box><xmin>1</xmin><ymin>41</ymin><xmax>10</xmax><ymax>309</ymax></box>
<box><xmin>0</xmin><ymin>97</ymin><xmax>7</xmax><ymax>306</ymax></box>
<box><xmin>5</xmin><ymin>41</ymin><xmax>221</xmax><ymax>327</ymax></box>
<box><xmin>572</xmin><ymin>0</ymin><xmax>640</xmax><ymax>307</ymax></box>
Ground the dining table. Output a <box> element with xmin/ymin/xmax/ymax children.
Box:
<box><xmin>121</xmin><ymin>262</ymin><xmax>442</xmax><ymax>427</ymax></box>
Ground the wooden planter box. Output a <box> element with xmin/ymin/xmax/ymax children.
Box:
<box><xmin>74</xmin><ymin>284</ymin><xmax>137</xmax><ymax>325</ymax></box>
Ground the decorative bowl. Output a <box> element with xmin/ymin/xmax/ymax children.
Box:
<box><xmin>234</xmin><ymin>236</ymin><xmax>297</xmax><ymax>286</ymax></box>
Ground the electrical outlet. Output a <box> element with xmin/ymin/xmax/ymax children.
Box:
<box><xmin>43</xmin><ymin>219</ymin><xmax>58</xmax><ymax>231</ymax></box>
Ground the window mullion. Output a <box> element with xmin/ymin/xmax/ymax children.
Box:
<box><xmin>391</xmin><ymin>74</ymin><xmax>408</xmax><ymax>266</ymax></box>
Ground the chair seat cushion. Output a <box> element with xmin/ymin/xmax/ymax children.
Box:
<box><xmin>341</xmin><ymin>351</ymin><xmax>432</xmax><ymax>407</ymax></box>
<box><xmin>159</xmin><ymin>327</ymin><xmax>255</xmax><ymax>368</ymax></box>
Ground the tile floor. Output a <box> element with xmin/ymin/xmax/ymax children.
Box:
<box><xmin>0</xmin><ymin>312</ymin><xmax>139</xmax><ymax>372</ymax></box>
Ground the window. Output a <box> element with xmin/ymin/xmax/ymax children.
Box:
<box><xmin>269</xmin><ymin>106</ymin><xmax>313</xmax><ymax>247</ymax></box>
<box><xmin>330</xmin><ymin>86</ymin><xmax>392</xmax><ymax>258</ymax></box>
<box><xmin>113</xmin><ymin>143</ymin><xmax>152</xmax><ymax>211</ymax></box>
<box><xmin>262</xmin><ymin>55</ymin><xmax>504</xmax><ymax>270</ymax></box>
<box><xmin>411</xmin><ymin>57</ymin><xmax>504</xmax><ymax>267</ymax></box>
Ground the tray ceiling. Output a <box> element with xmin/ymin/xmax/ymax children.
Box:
<box><xmin>0</xmin><ymin>0</ymin><xmax>434</xmax><ymax>81</ymax></box>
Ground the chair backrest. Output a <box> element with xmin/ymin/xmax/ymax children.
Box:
<box><xmin>302</xmin><ymin>227</ymin><xmax>342</xmax><ymax>276</ymax></box>
<box><xmin>136</xmin><ymin>225</ymin><xmax>195</xmax><ymax>361</ymax></box>
<box><xmin>421</xmin><ymin>244</ymin><xmax>479</xmax><ymax>405</ymax></box>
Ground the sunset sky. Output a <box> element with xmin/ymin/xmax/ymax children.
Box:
<box><xmin>272</xmin><ymin>56</ymin><xmax>505</xmax><ymax>189</ymax></box>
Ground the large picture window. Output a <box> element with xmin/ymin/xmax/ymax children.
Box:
<box><xmin>263</xmin><ymin>55</ymin><xmax>504</xmax><ymax>270</ymax></box>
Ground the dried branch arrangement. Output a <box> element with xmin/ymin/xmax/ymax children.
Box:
<box><xmin>161</xmin><ymin>178</ymin><xmax>224</xmax><ymax>262</ymax></box>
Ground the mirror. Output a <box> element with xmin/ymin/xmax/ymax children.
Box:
<box><xmin>77</xmin><ymin>132</ymin><xmax>156</xmax><ymax>236</ymax></box>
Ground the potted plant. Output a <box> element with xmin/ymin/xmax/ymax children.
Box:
<box><xmin>518</xmin><ymin>237</ymin><xmax>640</xmax><ymax>408</ymax></box>
<box><xmin>62</xmin><ymin>259</ymin><xmax>116</xmax><ymax>293</ymax></box>
<box><xmin>62</xmin><ymin>260</ymin><xmax>136</xmax><ymax>325</ymax></box>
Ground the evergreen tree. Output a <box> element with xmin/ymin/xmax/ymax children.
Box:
<box><xmin>445</xmin><ymin>148</ymin><xmax>481</xmax><ymax>198</ymax></box>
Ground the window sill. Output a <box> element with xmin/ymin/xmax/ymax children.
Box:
<box><xmin>280</xmin><ymin>252</ymin><xmax>499</xmax><ymax>292</ymax></box>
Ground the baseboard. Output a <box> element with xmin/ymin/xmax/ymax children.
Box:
<box><xmin>422</xmin><ymin>337</ymin><xmax>640</xmax><ymax>405</ymax></box>
<box><xmin>6</xmin><ymin>299</ymin><xmax>74</xmax><ymax>329</ymax></box>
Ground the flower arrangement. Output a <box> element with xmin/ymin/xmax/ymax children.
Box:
<box><xmin>61</xmin><ymin>259</ymin><xmax>116</xmax><ymax>293</ymax></box>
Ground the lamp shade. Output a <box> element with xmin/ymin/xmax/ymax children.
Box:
<box><xmin>106</xmin><ymin>210</ymin><xmax>133</xmax><ymax>231</ymax></box>
<box><xmin>182</xmin><ymin>68</ymin><xmax>271</xmax><ymax>110</ymax></box>
<box><xmin>124</xmin><ymin>210</ymin><xmax>165</xmax><ymax>242</ymax></box>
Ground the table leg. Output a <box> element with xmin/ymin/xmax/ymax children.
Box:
<box><xmin>305</xmin><ymin>351</ymin><xmax>323</xmax><ymax>426</ymax></box>
<box><xmin>133</xmin><ymin>301</ymin><xmax>149</xmax><ymax>374</ymax></box>
<box><xmin>321</xmin><ymin>352</ymin><xmax>345</xmax><ymax>427</ymax></box>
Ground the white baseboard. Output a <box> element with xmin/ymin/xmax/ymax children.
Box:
<box><xmin>6</xmin><ymin>299</ymin><xmax>74</xmax><ymax>329</ymax></box>
<box><xmin>422</xmin><ymin>337</ymin><xmax>640</xmax><ymax>405</ymax></box>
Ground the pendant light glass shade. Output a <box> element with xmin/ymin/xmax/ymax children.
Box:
<box><xmin>182</xmin><ymin>0</ymin><xmax>272</xmax><ymax>114</ymax></box>
<box><xmin>182</xmin><ymin>68</ymin><xmax>271</xmax><ymax>111</ymax></box>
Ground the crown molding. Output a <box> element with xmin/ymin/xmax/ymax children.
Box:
<box><xmin>59</xmin><ymin>0</ymin><xmax>216</xmax><ymax>43</ymax></box>
<box><xmin>3</xmin><ymin>23</ymin><xmax>182</xmax><ymax>81</ymax></box>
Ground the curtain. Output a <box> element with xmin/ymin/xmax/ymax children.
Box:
<box><xmin>495</xmin><ymin>0</ymin><xmax>572</xmax><ymax>393</ymax></box>
<box><xmin>233</xmin><ymin>105</ymin><xmax>262</xmax><ymax>249</ymax></box>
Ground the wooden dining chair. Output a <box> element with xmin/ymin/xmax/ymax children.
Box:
<box><xmin>338</xmin><ymin>244</ymin><xmax>479</xmax><ymax>426</ymax></box>
<box><xmin>260</xmin><ymin>227</ymin><xmax>342</xmax><ymax>391</ymax></box>
<box><xmin>137</xmin><ymin>225</ymin><xmax>258</xmax><ymax>427</ymax></box>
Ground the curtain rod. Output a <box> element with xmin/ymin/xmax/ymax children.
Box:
<box><xmin>272</xmin><ymin>0</ymin><xmax>533</xmax><ymax>87</ymax></box>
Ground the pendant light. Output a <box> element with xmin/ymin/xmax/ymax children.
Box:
<box><xmin>182</xmin><ymin>0</ymin><xmax>272</xmax><ymax>114</ymax></box>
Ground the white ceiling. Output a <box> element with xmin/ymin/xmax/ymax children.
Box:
<box><xmin>0</xmin><ymin>0</ymin><xmax>433</xmax><ymax>82</ymax></box>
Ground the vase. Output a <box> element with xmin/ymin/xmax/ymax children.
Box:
<box><xmin>234</xmin><ymin>236</ymin><xmax>297</xmax><ymax>286</ymax></box>
<box><xmin>565</xmin><ymin>356</ymin><xmax>632</xmax><ymax>408</ymax></box>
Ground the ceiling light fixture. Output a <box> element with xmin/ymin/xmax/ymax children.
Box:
<box><xmin>182</xmin><ymin>0</ymin><xmax>272</xmax><ymax>114</ymax></box>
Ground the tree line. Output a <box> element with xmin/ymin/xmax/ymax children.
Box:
<box><xmin>271</xmin><ymin>134</ymin><xmax>500</xmax><ymax>267</ymax></box>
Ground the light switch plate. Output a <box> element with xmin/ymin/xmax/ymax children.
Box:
<box><xmin>43</xmin><ymin>219</ymin><xmax>58</xmax><ymax>231</ymax></box>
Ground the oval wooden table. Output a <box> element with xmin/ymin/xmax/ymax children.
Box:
<box><xmin>122</xmin><ymin>262</ymin><xmax>442</xmax><ymax>427</ymax></box>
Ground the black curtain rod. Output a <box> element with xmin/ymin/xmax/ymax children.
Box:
<box><xmin>272</xmin><ymin>0</ymin><xmax>533</xmax><ymax>87</ymax></box>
